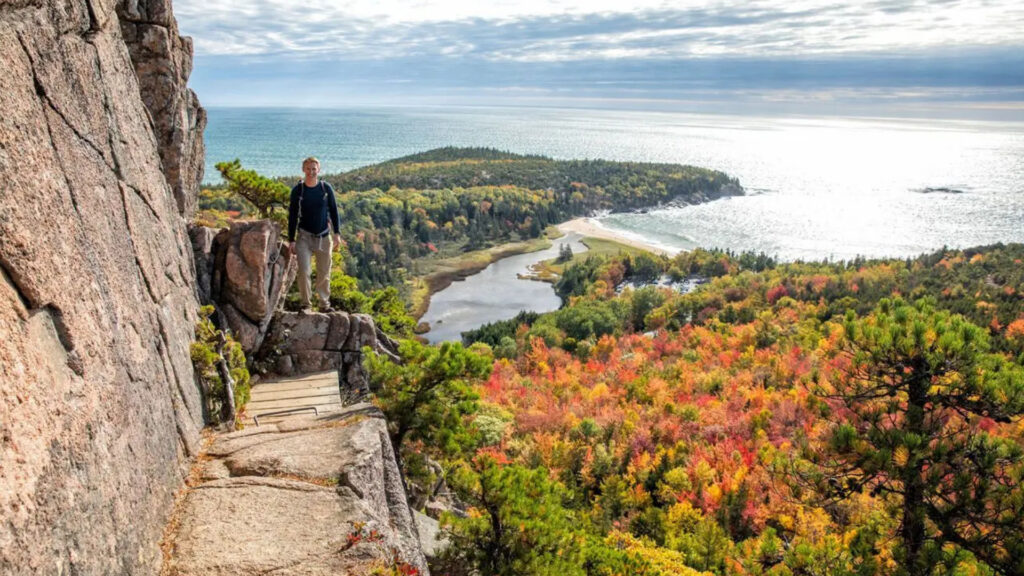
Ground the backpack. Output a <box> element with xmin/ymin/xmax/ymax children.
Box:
<box><xmin>296</xmin><ymin>180</ymin><xmax>330</xmax><ymax>235</ymax></box>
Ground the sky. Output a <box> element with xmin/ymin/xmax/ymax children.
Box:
<box><xmin>174</xmin><ymin>0</ymin><xmax>1024</xmax><ymax>119</ymax></box>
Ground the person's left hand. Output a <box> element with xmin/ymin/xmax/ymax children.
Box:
<box><xmin>333</xmin><ymin>234</ymin><xmax>342</xmax><ymax>251</ymax></box>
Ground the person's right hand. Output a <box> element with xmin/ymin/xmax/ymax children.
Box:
<box><xmin>287</xmin><ymin>241</ymin><xmax>295</xmax><ymax>256</ymax></box>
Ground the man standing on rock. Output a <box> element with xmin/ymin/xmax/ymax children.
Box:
<box><xmin>287</xmin><ymin>157</ymin><xmax>341</xmax><ymax>312</ymax></box>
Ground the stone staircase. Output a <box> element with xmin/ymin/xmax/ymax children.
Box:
<box><xmin>244</xmin><ymin>370</ymin><xmax>344</xmax><ymax>426</ymax></box>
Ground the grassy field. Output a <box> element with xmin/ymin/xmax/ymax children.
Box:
<box><xmin>525</xmin><ymin>236</ymin><xmax>655</xmax><ymax>283</ymax></box>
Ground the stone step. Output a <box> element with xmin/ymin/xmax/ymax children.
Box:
<box><xmin>250</xmin><ymin>385</ymin><xmax>337</xmax><ymax>402</ymax></box>
<box><xmin>244</xmin><ymin>369</ymin><xmax>343</xmax><ymax>426</ymax></box>
<box><xmin>247</xmin><ymin>397</ymin><xmax>342</xmax><ymax>413</ymax></box>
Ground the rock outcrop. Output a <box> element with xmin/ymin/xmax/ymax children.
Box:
<box><xmin>191</xmin><ymin>220</ymin><xmax>401</xmax><ymax>393</ymax></box>
<box><xmin>195</xmin><ymin>220</ymin><xmax>296</xmax><ymax>353</ymax></box>
<box><xmin>118</xmin><ymin>0</ymin><xmax>206</xmax><ymax>218</ymax></box>
<box><xmin>261</xmin><ymin>311</ymin><xmax>384</xmax><ymax>393</ymax></box>
<box><xmin>166</xmin><ymin>405</ymin><xmax>429</xmax><ymax>575</ymax></box>
<box><xmin>0</xmin><ymin>0</ymin><xmax>204</xmax><ymax>573</ymax></box>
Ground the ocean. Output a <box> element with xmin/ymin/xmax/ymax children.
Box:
<box><xmin>204</xmin><ymin>106</ymin><xmax>1024</xmax><ymax>261</ymax></box>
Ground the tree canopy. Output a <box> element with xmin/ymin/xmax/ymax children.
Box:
<box><xmin>814</xmin><ymin>298</ymin><xmax>1024</xmax><ymax>573</ymax></box>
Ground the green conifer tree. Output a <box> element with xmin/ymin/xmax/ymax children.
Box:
<box><xmin>215</xmin><ymin>159</ymin><xmax>290</xmax><ymax>219</ymax></box>
<box><xmin>442</xmin><ymin>458</ymin><xmax>583</xmax><ymax>576</ymax></box>
<box><xmin>365</xmin><ymin>339</ymin><xmax>492</xmax><ymax>457</ymax></box>
<box><xmin>816</xmin><ymin>298</ymin><xmax>1024</xmax><ymax>574</ymax></box>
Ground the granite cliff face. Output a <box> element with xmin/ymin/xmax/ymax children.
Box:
<box><xmin>0</xmin><ymin>0</ymin><xmax>204</xmax><ymax>573</ymax></box>
<box><xmin>118</xmin><ymin>0</ymin><xmax>206</xmax><ymax>217</ymax></box>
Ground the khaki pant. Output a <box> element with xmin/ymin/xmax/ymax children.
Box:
<box><xmin>296</xmin><ymin>230</ymin><xmax>333</xmax><ymax>308</ymax></box>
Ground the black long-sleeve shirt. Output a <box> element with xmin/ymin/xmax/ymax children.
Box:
<box><xmin>287</xmin><ymin>181</ymin><xmax>340</xmax><ymax>241</ymax></box>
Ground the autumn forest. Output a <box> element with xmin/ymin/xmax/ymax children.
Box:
<box><xmin>203</xmin><ymin>150</ymin><xmax>1024</xmax><ymax>575</ymax></box>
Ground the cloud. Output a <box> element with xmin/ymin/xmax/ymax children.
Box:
<box><xmin>175</xmin><ymin>0</ymin><xmax>1024</xmax><ymax>60</ymax></box>
<box><xmin>175</xmin><ymin>0</ymin><xmax>1024</xmax><ymax>117</ymax></box>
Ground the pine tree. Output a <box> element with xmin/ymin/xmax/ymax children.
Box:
<box><xmin>366</xmin><ymin>339</ymin><xmax>492</xmax><ymax>457</ymax></box>
<box><xmin>215</xmin><ymin>159</ymin><xmax>290</xmax><ymax>218</ymax></box>
<box><xmin>815</xmin><ymin>298</ymin><xmax>1024</xmax><ymax>573</ymax></box>
<box><xmin>442</xmin><ymin>457</ymin><xmax>583</xmax><ymax>576</ymax></box>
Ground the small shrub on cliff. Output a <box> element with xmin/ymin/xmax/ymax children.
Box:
<box><xmin>365</xmin><ymin>339</ymin><xmax>492</xmax><ymax>458</ymax></box>
<box><xmin>215</xmin><ymin>159</ymin><xmax>290</xmax><ymax>221</ymax></box>
<box><xmin>190</xmin><ymin>305</ymin><xmax>251</xmax><ymax>424</ymax></box>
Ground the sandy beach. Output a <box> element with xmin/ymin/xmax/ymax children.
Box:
<box><xmin>557</xmin><ymin>218</ymin><xmax>676</xmax><ymax>256</ymax></box>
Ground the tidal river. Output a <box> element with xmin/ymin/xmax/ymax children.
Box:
<box><xmin>420</xmin><ymin>232</ymin><xmax>588</xmax><ymax>344</ymax></box>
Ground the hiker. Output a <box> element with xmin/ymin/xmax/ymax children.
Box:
<box><xmin>287</xmin><ymin>156</ymin><xmax>341</xmax><ymax>312</ymax></box>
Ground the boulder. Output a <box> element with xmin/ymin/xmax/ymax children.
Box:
<box><xmin>265</xmin><ymin>311</ymin><xmax>333</xmax><ymax>354</ymax></box>
<box><xmin>415</xmin><ymin>511</ymin><xmax>448</xmax><ymax>560</ymax></box>
<box><xmin>221</xmin><ymin>221</ymin><xmax>276</xmax><ymax>320</ymax></box>
<box><xmin>207</xmin><ymin>220</ymin><xmax>296</xmax><ymax>354</ymax></box>
<box><xmin>424</xmin><ymin>500</ymin><xmax>454</xmax><ymax>521</ymax></box>
<box><xmin>274</xmin><ymin>354</ymin><xmax>295</xmax><ymax>375</ymax></box>
<box><xmin>294</xmin><ymin>350</ymin><xmax>343</xmax><ymax>374</ymax></box>
<box><xmin>325</xmin><ymin>312</ymin><xmax>351</xmax><ymax>350</ymax></box>
<box><xmin>257</xmin><ymin>311</ymin><xmax>386</xmax><ymax>395</ymax></box>
<box><xmin>344</xmin><ymin>313</ymin><xmax>377</xmax><ymax>352</ymax></box>
<box><xmin>220</xmin><ymin>303</ymin><xmax>261</xmax><ymax>353</ymax></box>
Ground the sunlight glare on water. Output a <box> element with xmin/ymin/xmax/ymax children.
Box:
<box><xmin>596</xmin><ymin>115</ymin><xmax>1024</xmax><ymax>260</ymax></box>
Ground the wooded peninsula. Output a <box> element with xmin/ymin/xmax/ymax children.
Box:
<box><xmin>202</xmin><ymin>147</ymin><xmax>740</xmax><ymax>304</ymax></box>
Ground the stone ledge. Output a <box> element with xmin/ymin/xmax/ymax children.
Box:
<box><xmin>164</xmin><ymin>404</ymin><xmax>428</xmax><ymax>575</ymax></box>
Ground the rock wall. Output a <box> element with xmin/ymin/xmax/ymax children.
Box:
<box><xmin>118</xmin><ymin>0</ymin><xmax>206</xmax><ymax>218</ymax></box>
<box><xmin>0</xmin><ymin>0</ymin><xmax>204</xmax><ymax>573</ymax></box>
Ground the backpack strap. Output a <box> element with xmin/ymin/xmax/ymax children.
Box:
<box><xmin>320</xmin><ymin>182</ymin><xmax>329</xmax><ymax>233</ymax></box>
<box><xmin>297</xmin><ymin>180</ymin><xmax>304</xmax><ymax>232</ymax></box>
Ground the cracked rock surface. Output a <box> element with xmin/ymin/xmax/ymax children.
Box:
<box><xmin>166</xmin><ymin>404</ymin><xmax>429</xmax><ymax>575</ymax></box>
<box><xmin>0</xmin><ymin>0</ymin><xmax>203</xmax><ymax>573</ymax></box>
<box><xmin>118</xmin><ymin>0</ymin><xmax>206</xmax><ymax>217</ymax></box>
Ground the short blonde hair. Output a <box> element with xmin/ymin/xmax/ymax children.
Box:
<box><xmin>302</xmin><ymin>156</ymin><xmax>320</xmax><ymax>169</ymax></box>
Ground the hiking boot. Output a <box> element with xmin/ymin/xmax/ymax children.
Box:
<box><xmin>299</xmin><ymin>306</ymin><xmax>313</xmax><ymax>315</ymax></box>
<box><xmin>320</xmin><ymin>305</ymin><xmax>335</xmax><ymax>313</ymax></box>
